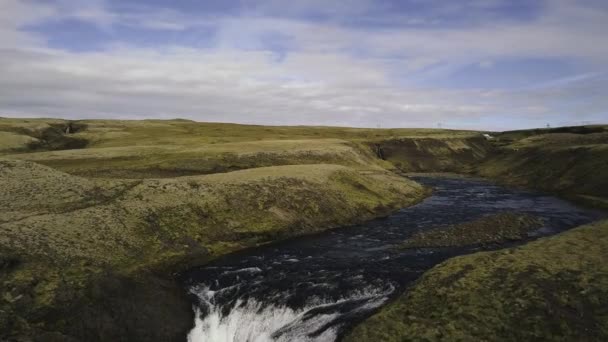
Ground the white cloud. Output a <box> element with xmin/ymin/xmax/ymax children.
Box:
<box><xmin>478</xmin><ymin>60</ymin><xmax>494</xmax><ymax>69</ymax></box>
<box><xmin>0</xmin><ymin>0</ymin><xmax>57</xmax><ymax>47</ymax></box>
<box><xmin>0</xmin><ymin>0</ymin><xmax>606</xmax><ymax>129</ymax></box>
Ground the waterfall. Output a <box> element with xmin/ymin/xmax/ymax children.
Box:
<box><xmin>187</xmin><ymin>285</ymin><xmax>393</xmax><ymax>342</ymax></box>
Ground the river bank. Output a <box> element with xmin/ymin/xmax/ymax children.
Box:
<box><xmin>345</xmin><ymin>218</ymin><xmax>608</xmax><ymax>341</ymax></box>
<box><xmin>182</xmin><ymin>176</ymin><xmax>602</xmax><ymax>341</ymax></box>
<box><xmin>0</xmin><ymin>158</ymin><xmax>427</xmax><ymax>341</ymax></box>
<box><xmin>1</xmin><ymin>118</ymin><xmax>606</xmax><ymax>341</ymax></box>
<box><xmin>345</xmin><ymin>126</ymin><xmax>608</xmax><ymax>341</ymax></box>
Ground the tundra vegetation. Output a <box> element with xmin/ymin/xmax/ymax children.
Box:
<box><xmin>401</xmin><ymin>212</ymin><xmax>544</xmax><ymax>248</ymax></box>
<box><xmin>0</xmin><ymin>117</ymin><xmax>606</xmax><ymax>341</ymax></box>
<box><xmin>349</xmin><ymin>125</ymin><xmax>608</xmax><ymax>341</ymax></box>
<box><xmin>478</xmin><ymin>126</ymin><xmax>608</xmax><ymax>208</ymax></box>
<box><xmin>345</xmin><ymin>220</ymin><xmax>608</xmax><ymax>342</ymax></box>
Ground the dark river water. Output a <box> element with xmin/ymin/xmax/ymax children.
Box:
<box><xmin>181</xmin><ymin>176</ymin><xmax>603</xmax><ymax>342</ymax></box>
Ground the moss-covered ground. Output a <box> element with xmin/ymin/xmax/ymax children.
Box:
<box><xmin>345</xmin><ymin>219</ymin><xmax>608</xmax><ymax>342</ymax></box>
<box><xmin>0</xmin><ymin>118</ymin><xmax>437</xmax><ymax>341</ymax></box>
<box><xmin>0</xmin><ymin>159</ymin><xmax>427</xmax><ymax>341</ymax></box>
<box><xmin>0</xmin><ymin>117</ymin><xmax>481</xmax><ymax>178</ymax></box>
<box><xmin>346</xmin><ymin>126</ymin><xmax>608</xmax><ymax>342</ymax></box>
<box><xmin>1</xmin><ymin>118</ymin><xmax>607</xmax><ymax>341</ymax></box>
<box><xmin>477</xmin><ymin>126</ymin><xmax>608</xmax><ymax>207</ymax></box>
<box><xmin>401</xmin><ymin>212</ymin><xmax>543</xmax><ymax>248</ymax></box>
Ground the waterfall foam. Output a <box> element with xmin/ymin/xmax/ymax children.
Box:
<box><xmin>182</xmin><ymin>177</ymin><xmax>602</xmax><ymax>342</ymax></box>
<box><xmin>187</xmin><ymin>286</ymin><xmax>392</xmax><ymax>342</ymax></box>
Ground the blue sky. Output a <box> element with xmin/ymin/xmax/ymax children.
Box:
<box><xmin>0</xmin><ymin>0</ymin><xmax>607</xmax><ymax>129</ymax></box>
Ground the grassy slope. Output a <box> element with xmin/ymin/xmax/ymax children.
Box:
<box><xmin>345</xmin><ymin>219</ymin><xmax>608</xmax><ymax>342</ymax></box>
<box><xmin>346</xmin><ymin>126</ymin><xmax>608</xmax><ymax>341</ymax></box>
<box><xmin>478</xmin><ymin>126</ymin><xmax>608</xmax><ymax>207</ymax></box>
<box><xmin>0</xmin><ymin>118</ymin><xmax>479</xmax><ymax>178</ymax></box>
<box><xmin>0</xmin><ymin>117</ymin><xmax>439</xmax><ymax>341</ymax></box>
<box><xmin>373</xmin><ymin>135</ymin><xmax>491</xmax><ymax>173</ymax></box>
<box><xmin>0</xmin><ymin>160</ymin><xmax>425</xmax><ymax>267</ymax></box>
<box><xmin>3</xmin><ymin>118</ymin><xmax>607</xmax><ymax>341</ymax></box>
<box><xmin>0</xmin><ymin>159</ymin><xmax>427</xmax><ymax>341</ymax></box>
<box><xmin>4</xmin><ymin>139</ymin><xmax>389</xmax><ymax>178</ymax></box>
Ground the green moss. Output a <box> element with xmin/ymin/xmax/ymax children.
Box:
<box><xmin>3</xmin><ymin>118</ymin><xmax>605</xmax><ymax>341</ymax></box>
<box><xmin>0</xmin><ymin>117</ymin><xmax>480</xmax><ymax>178</ymax></box>
<box><xmin>5</xmin><ymin>139</ymin><xmax>391</xmax><ymax>178</ymax></box>
<box><xmin>345</xmin><ymin>220</ymin><xmax>608</xmax><ymax>342</ymax></box>
<box><xmin>402</xmin><ymin>212</ymin><xmax>543</xmax><ymax>248</ymax></box>
<box><xmin>371</xmin><ymin>136</ymin><xmax>492</xmax><ymax>173</ymax></box>
<box><xmin>0</xmin><ymin>159</ymin><xmax>427</xmax><ymax>341</ymax></box>
<box><xmin>478</xmin><ymin>133</ymin><xmax>608</xmax><ymax>203</ymax></box>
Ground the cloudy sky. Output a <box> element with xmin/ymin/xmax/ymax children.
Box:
<box><xmin>1</xmin><ymin>0</ymin><xmax>607</xmax><ymax>129</ymax></box>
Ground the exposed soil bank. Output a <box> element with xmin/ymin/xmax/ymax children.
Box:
<box><xmin>371</xmin><ymin>128</ymin><xmax>608</xmax><ymax>209</ymax></box>
<box><xmin>370</xmin><ymin>136</ymin><xmax>492</xmax><ymax>173</ymax></box>
<box><xmin>401</xmin><ymin>212</ymin><xmax>543</xmax><ymax>248</ymax></box>
<box><xmin>477</xmin><ymin>143</ymin><xmax>608</xmax><ymax>208</ymax></box>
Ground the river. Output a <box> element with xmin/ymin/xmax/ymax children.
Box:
<box><xmin>181</xmin><ymin>176</ymin><xmax>603</xmax><ymax>342</ymax></box>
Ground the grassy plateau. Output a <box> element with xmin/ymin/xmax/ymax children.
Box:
<box><xmin>0</xmin><ymin>118</ymin><xmax>437</xmax><ymax>341</ymax></box>
<box><xmin>0</xmin><ymin>117</ymin><xmax>606</xmax><ymax>341</ymax></box>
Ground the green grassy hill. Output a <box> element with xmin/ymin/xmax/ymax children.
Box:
<box><xmin>0</xmin><ymin>117</ymin><xmax>436</xmax><ymax>341</ymax></box>
<box><xmin>345</xmin><ymin>125</ymin><xmax>608</xmax><ymax>342</ymax></box>
<box><xmin>1</xmin><ymin>117</ymin><xmax>606</xmax><ymax>341</ymax></box>
<box><xmin>478</xmin><ymin>125</ymin><xmax>608</xmax><ymax>208</ymax></box>
<box><xmin>0</xmin><ymin>158</ymin><xmax>427</xmax><ymax>341</ymax></box>
<box><xmin>345</xmin><ymin>219</ymin><xmax>608</xmax><ymax>342</ymax></box>
<box><xmin>0</xmin><ymin>118</ymin><xmax>483</xmax><ymax>178</ymax></box>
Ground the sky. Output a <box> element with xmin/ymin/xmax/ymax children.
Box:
<box><xmin>1</xmin><ymin>0</ymin><xmax>607</xmax><ymax>130</ymax></box>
